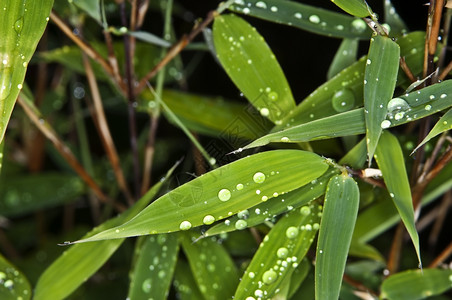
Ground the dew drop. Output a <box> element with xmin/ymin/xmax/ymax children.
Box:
<box><xmin>300</xmin><ymin>206</ymin><xmax>311</xmax><ymax>216</ymax></box>
<box><xmin>255</xmin><ymin>1</ymin><xmax>267</xmax><ymax>9</ymax></box>
<box><xmin>260</xmin><ymin>107</ymin><xmax>270</xmax><ymax>117</ymax></box>
<box><xmin>276</xmin><ymin>247</ymin><xmax>289</xmax><ymax>259</ymax></box>
<box><xmin>268</xmin><ymin>91</ymin><xmax>278</xmax><ymax>101</ymax></box>
<box><xmin>179</xmin><ymin>220</ymin><xmax>192</xmax><ymax>230</ymax></box>
<box><xmin>237</xmin><ymin>209</ymin><xmax>249</xmax><ymax>219</ymax></box>
<box><xmin>286</xmin><ymin>226</ymin><xmax>299</xmax><ymax>239</ymax></box>
<box><xmin>309</xmin><ymin>15</ymin><xmax>320</xmax><ymax>24</ymax></box>
<box><xmin>14</xmin><ymin>18</ymin><xmax>24</xmax><ymax>34</ymax></box>
<box><xmin>142</xmin><ymin>278</ymin><xmax>152</xmax><ymax>293</ymax></box>
<box><xmin>332</xmin><ymin>88</ymin><xmax>355</xmax><ymax>112</ymax></box>
<box><xmin>294</xmin><ymin>12</ymin><xmax>302</xmax><ymax>19</ymax></box>
<box><xmin>280</xmin><ymin>136</ymin><xmax>290</xmax><ymax>142</ymax></box>
<box><xmin>235</xmin><ymin>219</ymin><xmax>248</xmax><ymax>230</ymax></box>
<box><xmin>381</xmin><ymin>120</ymin><xmax>391</xmax><ymax>129</ymax></box>
<box><xmin>253</xmin><ymin>172</ymin><xmax>266</xmax><ymax>184</ymax></box>
<box><xmin>425</xmin><ymin>104</ymin><xmax>432</xmax><ymax>111</ymax></box>
<box><xmin>351</xmin><ymin>19</ymin><xmax>367</xmax><ymax>33</ymax></box>
<box><xmin>243</xmin><ymin>7</ymin><xmax>250</xmax><ymax>14</ymax></box>
<box><xmin>441</xmin><ymin>93</ymin><xmax>447</xmax><ymax>98</ymax></box>
<box><xmin>236</xmin><ymin>183</ymin><xmax>244</xmax><ymax>190</ymax></box>
<box><xmin>248</xmin><ymin>271</ymin><xmax>255</xmax><ymax>279</ymax></box>
<box><xmin>218</xmin><ymin>188</ymin><xmax>231</xmax><ymax>201</ymax></box>
<box><xmin>270</xmin><ymin>6</ymin><xmax>278</xmax><ymax>12</ymax></box>
<box><xmin>203</xmin><ymin>215</ymin><xmax>215</xmax><ymax>225</ymax></box>
<box><xmin>262</xmin><ymin>269</ymin><xmax>278</xmax><ymax>284</ymax></box>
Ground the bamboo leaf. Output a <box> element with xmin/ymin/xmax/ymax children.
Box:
<box><xmin>34</xmin><ymin>176</ymin><xmax>168</xmax><ymax>300</ymax></box>
<box><xmin>245</xmin><ymin>79</ymin><xmax>452</xmax><ymax>149</ymax></box>
<box><xmin>181</xmin><ymin>232</ymin><xmax>239</xmax><ymax>300</ymax></box>
<box><xmin>381</xmin><ymin>269</ymin><xmax>452</xmax><ymax>300</ymax></box>
<box><xmin>205</xmin><ymin>169</ymin><xmax>337</xmax><ymax>237</ymax></box>
<box><xmin>173</xmin><ymin>260</ymin><xmax>204</xmax><ymax>300</ymax></box>
<box><xmin>213</xmin><ymin>14</ymin><xmax>295</xmax><ymax>123</ymax></box>
<box><xmin>329</xmin><ymin>0</ymin><xmax>371</xmax><ymax>17</ymax></box>
<box><xmin>72</xmin><ymin>150</ymin><xmax>329</xmax><ymax>243</ymax></box>
<box><xmin>229</xmin><ymin>0</ymin><xmax>373</xmax><ymax>39</ymax></box>
<box><xmin>364</xmin><ymin>35</ymin><xmax>400</xmax><ymax>164</ymax></box>
<box><xmin>71</xmin><ymin>0</ymin><xmax>101</xmax><ymax>23</ymax></box>
<box><xmin>327</xmin><ymin>38</ymin><xmax>359</xmax><ymax>80</ymax></box>
<box><xmin>413</xmin><ymin>108</ymin><xmax>452</xmax><ymax>153</ymax></box>
<box><xmin>0</xmin><ymin>254</ymin><xmax>31</xmax><ymax>300</ymax></box>
<box><xmin>375</xmin><ymin>131</ymin><xmax>421</xmax><ymax>265</ymax></box>
<box><xmin>315</xmin><ymin>175</ymin><xmax>359</xmax><ymax>300</ymax></box>
<box><xmin>234</xmin><ymin>202</ymin><xmax>322</xmax><ymax>299</ymax></box>
<box><xmin>127</xmin><ymin>233</ymin><xmax>179</xmax><ymax>300</ymax></box>
<box><xmin>0</xmin><ymin>0</ymin><xmax>53</xmax><ymax>143</ymax></box>
<box><xmin>384</xmin><ymin>0</ymin><xmax>408</xmax><ymax>35</ymax></box>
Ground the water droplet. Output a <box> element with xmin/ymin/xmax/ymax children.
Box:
<box><xmin>381</xmin><ymin>120</ymin><xmax>391</xmax><ymax>129</ymax></box>
<box><xmin>280</xmin><ymin>136</ymin><xmax>290</xmax><ymax>142</ymax></box>
<box><xmin>441</xmin><ymin>93</ymin><xmax>447</xmax><ymax>98</ymax></box>
<box><xmin>262</xmin><ymin>269</ymin><xmax>277</xmax><ymax>284</ymax></box>
<box><xmin>236</xmin><ymin>183</ymin><xmax>244</xmax><ymax>190</ymax></box>
<box><xmin>158</xmin><ymin>270</ymin><xmax>166</xmax><ymax>278</ymax></box>
<box><xmin>243</xmin><ymin>7</ymin><xmax>250</xmax><ymax>14</ymax></box>
<box><xmin>309</xmin><ymin>15</ymin><xmax>320</xmax><ymax>24</ymax></box>
<box><xmin>207</xmin><ymin>263</ymin><xmax>216</xmax><ymax>272</ymax></box>
<box><xmin>237</xmin><ymin>209</ymin><xmax>249</xmax><ymax>219</ymax></box>
<box><xmin>14</xmin><ymin>18</ymin><xmax>23</xmax><ymax>34</ymax></box>
<box><xmin>142</xmin><ymin>278</ymin><xmax>152</xmax><ymax>293</ymax></box>
<box><xmin>253</xmin><ymin>172</ymin><xmax>266</xmax><ymax>184</ymax></box>
<box><xmin>255</xmin><ymin>289</ymin><xmax>264</xmax><ymax>297</ymax></box>
<box><xmin>294</xmin><ymin>12</ymin><xmax>302</xmax><ymax>19</ymax></box>
<box><xmin>179</xmin><ymin>220</ymin><xmax>192</xmax><ymax>230</ymax></box>
<box><xmin>425</xmin><ymin>104</ymin><xmax>432</xmax><ymax>111</ymax></box>
<box><xmin>332</xmin><ymin>88</ymin><xmax>355</xmax><ymax>112</ymax></box>
<box><xmin>248</xmin><ymin>271</ymin><xmax>255</xmax><ymax>279</ymax></box>
<box><xmin>351</xmin><ymin>19</ymin><xmax>367</xmax><ymax>33</ymax></box>
<box><xmin>218</xmin><ymin>188</ymin><xmax>231</xmax><ymax>201</ymax></box>
<box><xmin>268</xmin><ymin>91</ymin><xmax>278</xmax><ymax>101</ymax></box>
<box><xmin>255</xmin><ymin>1</ymin><xmax>267</xmax><ymax>9</ymax></box>
<box><xmin>261</xmin><ymin>195</ymin><xmax>268</xmax><ymax>201</ymax></box>
<box><xmin>270</xmin><ymin>6</ymin><xmax>278</xmax><ymax>12</ymax></box>
<box><xmin>286</xmin><ymin>226</ymin><xmax>299</xmax><ymax>239</ymax></box>
<box><xmin>277</xmin><ymin>247</ymin><xmax>289</xmax><ymax>259</ymax></box>
<box><xmin>203</xmin><ymin>215</ymin><xmax>215</xmax><ymax>225</ymax></box>
<box><xmin>260</xmin><ymin>107</ymin><xmax>270</xmax><ymax>117</ymax></box>
<box><xmin>235</xmin><ymin>219</ymin><xmax>247</xmax><ymax>230</ymax></box>
<box><xmin>300</xmin><ymin>206</ymin><xmax>311</xmax><ymax>216</ymax></box>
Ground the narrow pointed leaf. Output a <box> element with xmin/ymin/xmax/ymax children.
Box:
<box><xmin>72</xmin><ymin>0</ymin><xmax>101</xmax><ymax>23</ymax></box>
<box><xmin>246</xmin><ymin>80</ymin><xmax>452</xmax><ymax>149</ymax></box>
<box><xmin>127</xmin><ymin>233</ymin><xmax>179</xmax><ymax>300</ymax></box>
<box><xmin>234</xmin><ymin>203</ymin><xmax>322</xmax><ymax>299</ymax></box>
<box><xmin>181</xmin><ymin>232</ymin><xmax>239</xmax><ymax>300</ymax></box>
<box><xmin>364</xmin><ymin>35</ymin><xmax>400</xmax><ymax>164</ymax></box>
<box><xmin>128</xmin><ymin>31</ymin><xmax>171</xmax><ymax>48</ymax></box>
<box><xmin>375</xmin><ymin>131</ymin><xmax>421</xmax><ymax>264</ymax></box>
<box><xmin>173</xmin><ymin>260</ymin><xmax>204</xmax><ymax>300</ymax></box>
<box><xmin>72</xmin><ymin>150</ymin><xmax>329</xmax><ymax>243</ymax></box>
<box><xmin>229</xmin><ymin>0</ymin><xmax>372</xmax><ymax>39</ymax></box>
<box><xmin>205</xmin><ymin>169</ymin><xmax>337</xmax><ymax>237</ymax></box>
<box><xmin>327</xmin><ymin>38</ymin><xmax>359</xmax><ymax>80</ymax></box>
<box><xmin>0</xmin><ymin>254</ymin><xmax>31</xmax><ymax>300</ymax></box>
<box><xmin>329</xmin><ymin>0</ymin><xmax>371</xmax><ymax>17</ymax></box>
<box><xmin>381</xmin><ymin>269</ymin><xmax>452</xmax><ymax>300</ymax></box>
<box><xmin>384</xmin><ymin>0</ymin><xmax>408</xmax><ymax>35</ymax></box>
<box><xmin>213</xmin><ymin>14</ymin><xmax>295</xmax><ymax>123</ymax></box>
<box><xmin>413</xmin><ymin>108</ymin><xmax>452</xmax><ymax>153</ymax></box>
<box><xmin>315</xmin><ymin>175</ymin><xmax>359</xmax><ymax>300</ymax></box>
<box><xmin>0</xmin><ymin>0</ymin><xmax>53</xmax><ymax>143</ymax></box>
<box><xmin>34</xmin><ymin>177</ymin><xmax>167</xmax><ymax>300</ymax></box>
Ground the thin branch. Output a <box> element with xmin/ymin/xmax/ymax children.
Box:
<box><xmin>140</xmin><ymin>115</ymin><xmax>159</xmax><ymax>195</ymax></box>
<box><xmin>17</xmin><ymin>96</ymin><xmax>126</xmax><ymax>212</ymax></box>
<box><xmin>82</xmin><ymin>54</ymin><xmax>134</xmax><ymax>205</ymax></box>
<box><xmin>429</xmin><ymin>240</ymin><xmax>452</xmax><ymax>268</ymax></box>
<box><xmin>400</xmin><ymin>57</ymin><xmax>417</xmax><ymax>83</ymax></box>
<box><xmin>386</xmin><ymin>222</ymin><xmax>404</xmax><ymax>274</ymax></box>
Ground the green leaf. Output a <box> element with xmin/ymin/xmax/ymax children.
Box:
<box><xmin>0</xmin><ymin>254</ymin><xmax>31</xmax><ymax>300</ymax></box>
<box><xmin>72</xmin><ymin>0</ymin><xmax>101</xmax><ymax>23</ymax></box>
<box><xmin>128</xmin><ymin>31</ymin><xmax>171</xmax><ymax>48</ymax></box>
<box><xmin>127</xmin><ymin>233</ymin><xmax>179</xmax><ymax>300</ymax></box>
<box><xmin>0</xmin><ymin>0</ymin><xmax>53</xmax><ymax>143</ymax></box>
<box><xmin>213</xmin><ymin>14</ymin><xmax>295</xmax><ymax>123</ymax></box>
<box><xmin>173</xmin><ymin>260</ymin><xmax>204</xmax><ymax>300</ymax></box>
<box><xmin>234</xmin><ymin>202</ymin><xmax>322</xmax><ymax>299</ymax></box>
<box><xmin>181</xmin><ymin>232</ymin><xmax>239</xmax><ymax>300</ymax></box>
<box><xmin>315</xmin><ymin>175</ymin><xmax>359</xmax><ymax>300</ymax></box>
<box><xmin>287</xmin><ymin>258</ymin><xmax>311</xmax><ymax>299</ymax></box>
<box><xmin>229</xmin><ymin>0</ymin><xmax>372</xmax><ymax>39</ymax></box>
<box><xmin>384</xmin><ymin>0</ymin><xmax>408</xmax><ymax>35</ymax></box>
<box><xmin>0</xmin><ymin>173</ymin><xmax>84</xmax><ymax>217</ymax></box>
<box><xmin>381</xmin><ymin>269</ymin><xmax>452</xmax><ymax>300</ymax></box>
<box><xmin>245</xmin><ymin>79</ymin><xmax>452</xmax><ymax>149</ymax></box>
<box><xmin>204</xmin><ymin>169</ymin><xmax>337</xmax><ymax>237</ymax></box>
<box><xmin>364</xmin><ymin>35</ymin><xmax>400</xmax><ymax>164</ymax></box>
<box><xmin>72</xmin><ymin>150</ymin><xmax>329</xmax><ymax>243</ymax></box>
<box><xmin>34</xmin><ymin>176</ymin><xmax>167</xmax><ymax>300</ymax></box>
<box><xmin>329</xmin><ymin>0</ymin><xmax>371</xmax><ymax>17</ymax></box>
<box><xmin>375</xmin><ymin>131</ymin><xmax>421</xmax><ymax>265</ymax></box>
<box><xmin>0</xmin><ymin>138</ymin><xmax>3</xmax><ymax>174</ymax></box>
<box><xmin>327</xmin><ymin>38</ymin><xmax>359</xmax><ymax>80</ymax></box>
<box><xmin>413</xmin><ymin>108</ymin><xmax>452</xmax><ymax>153</ymax></box>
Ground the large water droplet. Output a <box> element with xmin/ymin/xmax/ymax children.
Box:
<box><xmin>276</xmin><ymin>247</ymin><xmax>289</xmax><ymax>259</ymax></box>
<box><xmin>203</xmin><ymin>215</ymin><xmax>215</xmax><ymax>225</ymax></box>
<box><xmin>253</xmin><ymin>172</ymin><xmax>266</xmax><ymax>184</ymax></box>
<box><xmin>218</xmin><ymin>188</ymin><xmax>231</xmax><ymax>201</ymax></box>
<box><xmin>286</xmin><ymin>226</ymin><xmax>299</xmax><ymax>239</ymax></box>
<box><xmin>262</xmin><ymin>269</ymin><xmax>278</xmax><ymax>284</ymax></box>
<box><xmin>300</xmin><ymin>206</ymin><xmax>311</xmax><ymax>216</ymax></box>
<box><xmin>235</xmin><ymin>219</ymin><xmax>247</xmax><ymax>230</ymax></box>
<box><xmin>142</xmin><ymin>278</ymin><xmax>152</xmax><ymax>293</ymax></box>
<box><xmin>387</xmin><ymin>98</ymin><xmax>411</xmax><ymax>120</ymax></box>
<box><xmin>309</xmin><ymin>15</ymin><xmax>320</xmax><ymax>24</ymax></box>
<box><xmin>351</xmin><ymin>19</ymin><xmax>367</xmax><ymax>33</ymax></box>
<box><xmin>14</xmin><ymin>18</ymin><xmax>23</xmax><ymax>34</ymax></box>
<box><xmin>332</xmin><ymin>89</ymin><xmax>355</xmax><ymax>112</ymax></box>
<box><xmin>381</xmin><ymin>120</ymin><xmax>391</xmax><ymax>129</ymax></box>
<box><xmin>179</xmin><ymin>220</ymin><xmax>192</xmax><ymax>230</ymax></box>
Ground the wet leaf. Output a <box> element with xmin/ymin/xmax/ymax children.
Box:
<box><xmin>412</xmin><ymin>108</ymin><xmax>452</xmax><ymax>153</ymax></box>
<box><xmin>72</xmin><ymin>150</ymin><xmax>329</xmax><ymax>243</ymax></box>
<box><xmin>381</xmin><ymin>268</ymin><xmax>452</xmax><ymax>300</ymax></box>
<box><xmin>0</xmin><ymin>254</ymin><xmax>31</xmax><ymax>300</ymax></box>
<box><xmin>229</xmin><ymin>0</ymin><xmax>372</xmax><ymax>39</ymax></box>
<box><xmin>205</xmin><ymin>169</ymin><xmax>337</xmax><ymax>237</ymax></box>
<box><xmin>327</xmin><ymin>38</ymin><xmax>359</xmax><ymax>80</ymax></box>
<box><xmin>329</xmin><ymin>0</ymin><xmax>371</xmax><ymax>17</ymax></box>
<box><xmin>172</xmin><ymin>260</ymin><xmax>204</xmax><ymax>300</ymax></box>
<box><xmin>181</xmin><ymin>232</ymin><xmax>239</xmax><ymax>300</ymax></box>
<box><xmin>375</xmin><ymin>131</ymin><xmax>421</xmax><ymax>264</ymax></box>
<box><xmin>315</xmin><ymin>175</ymin><xmax>359</xmax><ymax>300</ymax></box>
<box><xmin>234</xmin><ymin>202</ymin><xmax>322</xmax><ymax>299</ymax></box>
<box><xmin>0</xmin><ymin>0</ymin><xmax>53</xmax><ymax>143</ymax></box>
<box><xmin>128</xmin><ymin>233</ymin><xmax>179</xmax><ymax>300</ymax></box>
<box><xmin>34</xmin><ymin>175</ymin><xmax>168</xmax><ymax>300</ymax></box>
<box><xmin>213</xmin><ymin>14</ymin><xmax>295</xmax><ymax>123</ymax></box>
<box><xmin>71</xmin><ymin>0</ymin><xmax>101</xmax><ymax>23</ymax></box>
<box><xmin>364</xmin><ymin>35</ymin><xmax>400</xmax><ymax>164</ymax></box>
